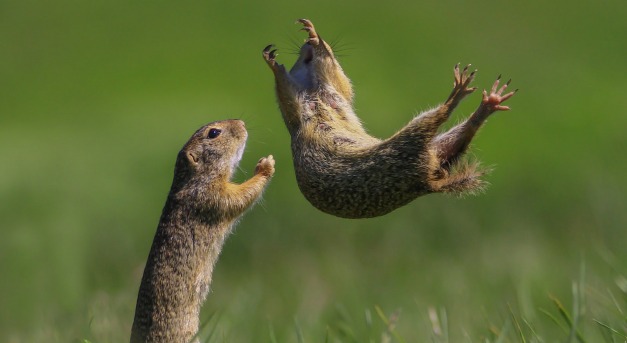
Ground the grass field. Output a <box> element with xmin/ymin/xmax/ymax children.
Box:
<box><xmin>1</xmin><ymin>0</ymin><xmax>626</xmax><ymax>342</ymax></box>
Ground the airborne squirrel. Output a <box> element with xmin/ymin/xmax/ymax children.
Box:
<box><xmin>263</xmin><ymin>19</ymin><xmax>516</xmax><ymax>218</ymax></box>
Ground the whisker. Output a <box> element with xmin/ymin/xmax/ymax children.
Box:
<box><xmin>328</xmin><ymin>32</ymin><xmax>345</xmax><ymax>50</ymax></box>
<box><xmin>274</xmin><ymin>34</ymin><xmax>306</xmax><ymax>59</ymax></box>
<box><xmin>331</xmin><ymin>41</ymin><xmax>355</xmax><ymax>51</ymax></box>
<box><xmin>287</xmin><ymin>35</ymin><xmax>303</xmax><ymax>51</ymax></box>
<box><xmin>334</xmin><ymin>46</ymin><xmax>357</xmax><ymax>58</ymax></box>
<box><xmin>284</xmin><ymin>47</ymin><xmax>301</xmax><ymax>55</ymax></box>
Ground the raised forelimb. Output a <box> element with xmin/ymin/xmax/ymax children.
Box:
<box><xmin>222</xmin><ymin>155</ymin><xmax>275</xmax><ymax>215</ymax></box>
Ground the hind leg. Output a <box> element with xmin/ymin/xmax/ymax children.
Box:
<box><xmin>433</xmin><ymin>76</ymin><xmax>517</xmax><ymax>168</ymax></box>
<box><xmin>404</xmin><ymin>63</ymin><xmax>477</xmax><ymax>142</ymax></box>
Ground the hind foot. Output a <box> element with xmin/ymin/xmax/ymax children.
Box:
<box><xmin>446</xmin><ymin>63</ymin><xmax>478</xmax><ymax>106</ymax></box>
<box><xmin>481</xmin><ymin>75</ymin><xmax>517</xmax><ymax>112</ymax></box>
<box><xmin>470</xmin><ymin>75</ymin><xmax>517</xmax><ymax>125</ymax></box>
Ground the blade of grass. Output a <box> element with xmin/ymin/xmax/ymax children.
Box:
<box><xmin>508</xmin><ymin>303</ymin><xmax>527</xmax><ymax>343</ymax></box>
<box><xmin>331</xmin><ymin>321</ymin><xmax>359</xmax><ymax>342</ymax></box>
<box><xmin>428</xmin><ymin>307</ymin><xmax>442</xmax><ymax>341</ymax></box>
<box><xmin>494</xmin><ymin>318</ymin><xmax>511</xmax><ymax>343</ymax></box>
<box><xmin>294</xmin><ymin>317</ymin><xmax>305</xmax><ymax>343</ymax></box>
<box><xmin>268</xmin><ymin>322</ymin><xmax>278</xmax><ymax>343</ymax></box>
<box><xmin>569</xmin><ymin>262</ymin><xmax>587</xmax><ymax>343</ymax></box>
<box><xmin>365</xmin><ymin>308</ymin><xmax>376</xmax><ymax>343</ymax></box>
<box><xmin>374</xmin><ymin>305</ymin><xmax>407</xmax><ymax>343</ymax></box>
<box><xmin>569</xmin><ymin>282</ymin><xmax>580</xmax><ymax>343</ymax></box>
<box><xmin>440</xmin><ymin>308</ymin><xmax>449</xmax><ymax>343</ymax></box>
<box><xmin>539</xmin><ymin>307</ymin><xmax>568</xmax><ymax>334</ymax></box>
<box><xmin>193</xmin><ymin>310</ymin><xmax>220</xmax><ymax>343</ymax></box>
<box><xmin>606</xmin><ymin>289</ymin><xmax>624</xmax><ymax>318</ymax></box>
<box><xmin>594</xmin><ymin>319</ymin><xmax>627</xmax><ymax>339</ymax></box>
<box><xmin>521</xmin><ymin>317</ymin><xmax>543</xmax><ymax>343</ymax></box>
<box><xmin>428</xmin><ymin>307</ymin><xmax>449</xmax><ymax>343</ymax></box>
<box><xmin>330</xmin><ymin>304</ymin><xmax>361</xmax><ymax>342</ymax></box>
<box><xmin>549</xmin><ymin>294</ymin><xmax>587</xmax><ymax>343</ymax></box>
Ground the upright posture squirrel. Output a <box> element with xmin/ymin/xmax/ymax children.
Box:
<box><xmin>130</xmin><ymin>120</ymin><xmax>275</xmax><ymax>343</ymax></box>
<box><xmin>263</xmin><ymin>19</ymin><xmax>516</xmax><ymax>219</ymax></box>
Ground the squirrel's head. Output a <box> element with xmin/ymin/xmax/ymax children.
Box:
<box><xmin>289</xmin><ymin>19</ymin><xmax>354</xmax><ymax>103</ymax></box>
<box><xmin>174</xmin><ymin>119</ymin><xmax>247</xmax><ymax>184</ymax></box>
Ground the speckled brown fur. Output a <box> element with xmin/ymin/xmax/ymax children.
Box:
<box><xmin>263</xmin><ymin>19</ymin><xmax>516</xmax><ymax>218</ymax></box>
<box><xmin>130</xmin><ymin>120</ymin><xmax>274</xmax><ymax>343</ymax></box>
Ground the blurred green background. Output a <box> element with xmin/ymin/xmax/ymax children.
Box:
<box><xmin>1</xmin><ymin>0</ymin><xmax>626</xmax><ymax>341</ymax></box>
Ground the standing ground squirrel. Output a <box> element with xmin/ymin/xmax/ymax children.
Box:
<box><xmin>130</xmin><ymin>119</ymin><xmax>275</xmax><ymax>343</ymax></box>
<box><xmin>263</xmin><ymin>19</ymin><xmax>516</xmax><ymax>219</ymax></box>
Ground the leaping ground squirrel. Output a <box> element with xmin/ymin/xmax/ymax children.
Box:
<box><xmin>263</xmin><ymin>19</ymin><xmax>516</xmax><ymax>219</ymax></box>
<box><xmin>130</xmin><ymin>119</ymin><xmax>275</xmax><ymax>343</ymax></box>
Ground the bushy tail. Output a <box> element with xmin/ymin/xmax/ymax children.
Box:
<box><xmin>431</xmin><ymin>160</ymin><xmax>491</xmax><ymax>196</ymax></box>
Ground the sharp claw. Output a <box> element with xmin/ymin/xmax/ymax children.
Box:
<box><xmin>497</xmin><ymin>74</ymin><xmax>502</xmax><ymax>81</ymax></box>
<box><xmin>297</xmin><ymin>19</ymin><xmax>315</xmax><ymax>33</ymax></box>
<box><xmin>269</xmin><ymin>49</ymin><xmax>278</xmax><ymax>58</ymax></box>
<box><xmin>491</xmin><ymin>80</ymin><xmax>499</xmax><ymax>93</ymax></box>
<box><xmin>464</xmin><ymin>74</ymin><xmax>475</xmax><ymax>85</ymax></box>
<box><xmin>264</xmin><ymin>44</ymin><xmax>274</xmax><ymax>52</ymax></box>
<box><xmin>449</xmin><ymin>63</ymin><xmax>479</xmax><ymax>100</ymax></box>
<box><xmin>296</xmin><ymin>18</ymin><xmax>312</xmax><ymax>26</ymax></box>
<box><xmin>297</xmin><ymin>18</ymin><xmax>313</xmax><ymax>31</ymax></box>
<box><xmin>500</xmin><ymin>91</ymin><xmax>516</xmax><ymax>102</ymax></box>
<box><xmin>494</xmin><ymin>78</ymin><xmax>512</xmax><ymax>95</ymax></box>
<box><xmin>297</xmin><ymin>18</ymin><xmax>318</xmax><ymax>40</ymax></box>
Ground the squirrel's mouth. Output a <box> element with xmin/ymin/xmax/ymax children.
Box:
<box><xmin>229</xmin><ymin>139</ymin><xmax>247</xmax><ymax>176</ymax></box>
<box><xmin>286</xmin><ymin>19</ymin><xmax>333</xmax><ymax>90</ymax></box>
<box><xmin>289</xmin><ymin>43</ymin><xmax>316</xmax><ymax>89</ymax></box>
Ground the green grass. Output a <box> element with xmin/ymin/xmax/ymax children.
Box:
<box><xmin>79</xmin><ymin>268</ymin><xmax>626</xmax><ymax>342</ymax></box>
<box><xmin>1</xmin><ymin>0</ymin><xmax>626</xmax><ymax>341</ymax></box>
<box><xmin>192</xmin><ymin>269</ymin><xmax>626</xmax><ymax>343</ymax></box>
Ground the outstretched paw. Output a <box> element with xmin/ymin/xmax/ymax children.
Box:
<box><xmin>447</xmin><ymin>63</ymin><xmax>478</xmax><ymax>104</ymax></box>
<box><xmin>481</xmin><ymin>75</ymin><xmax>517</xmax><ymax>112</ymax></box>
<box><xmin>297</xmin><ymin>19</ymin><xmax>319</xmax><ymax>45</ymax></box>
<box><xmin>255</xmin><ymin>155</ymin><xmax>275</xmax><ymax>178</ymax></box>
<box><xmin>262</xmin><ymin>44</ymin><xmax>279</xmax><ymax>69</ymax></box>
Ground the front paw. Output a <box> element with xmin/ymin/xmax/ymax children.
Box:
<box><xmin>297</xmin><ymin>19</ymin><xmax>320</xmax><ymax>45</ymax></box>
<box><xmin>255</xmin><ymin>155</ymin><xmax>275</xmax><ymax>178</ymax></box>
<box><xmin>263</xmin><ymin>45</ymin><xmax>279</xmax><ymax>68</ymax></box>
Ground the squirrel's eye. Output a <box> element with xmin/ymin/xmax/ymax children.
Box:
<box><xmin>207</xmin><ymin>128</ymin><xmax>221</xmax><ymax>139</ymax></box>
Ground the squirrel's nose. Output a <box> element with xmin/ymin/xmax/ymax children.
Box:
<box><xmin>230</xmin><ymin>119</ymin><xmax>245</xmax><ymax>128</ymax></box>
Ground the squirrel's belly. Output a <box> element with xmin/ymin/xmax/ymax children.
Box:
<box><xmin>292</xmin><ymin>152</ymin><xmax>430</xmax><ymax>218</ymax></box>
